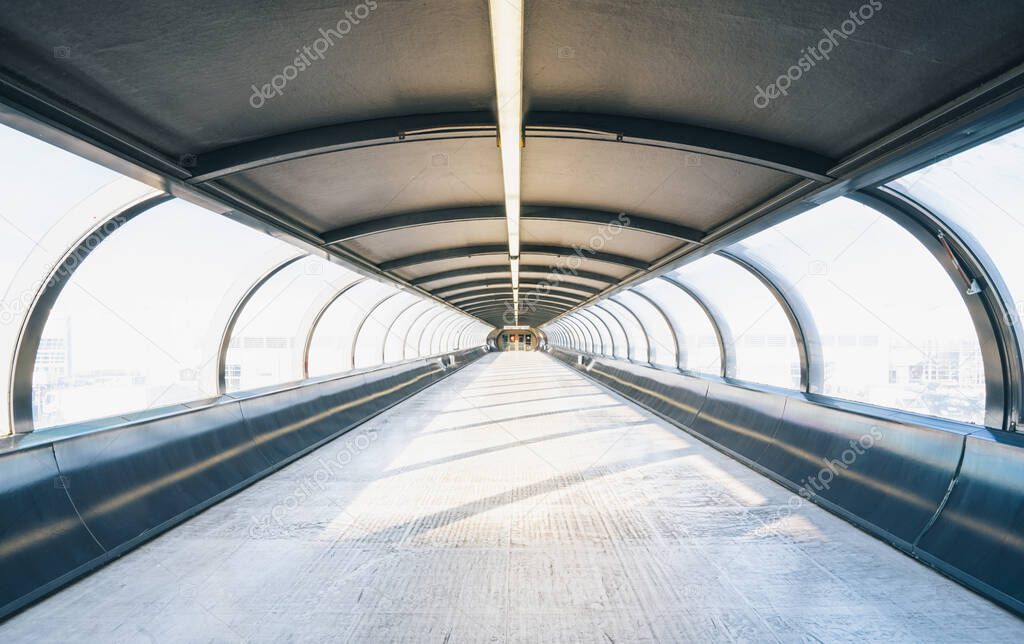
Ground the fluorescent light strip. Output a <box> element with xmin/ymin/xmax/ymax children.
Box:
<box><xmin>488</xmin><ymin>0</ymin><xmax>524</xmax><ymax>314</ymax></box>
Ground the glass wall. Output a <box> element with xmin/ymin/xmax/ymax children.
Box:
<box><xmin>633</xmin><ymin>279</ymin><xmax>721</xmax><ymax>374</ymax></box>
<box><xmin>34</xmin><ymin>199</ymin><xmax>296</xmax><ymax>427</ymax></box>
<box><xmin>738</xmin><ymin>197</ymin><xmax>983</xmax><ymax>422</ymax></box>
<box><xmin>666</xmin><ymin>255</ymin><xmax>799</xmax><ymax>388</ymax></box>
<box><xmin>612</xmin><ymin>291</ymin><xmax>676</xmax><ymax>368</ymax></box>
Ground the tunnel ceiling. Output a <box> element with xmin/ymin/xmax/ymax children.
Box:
<box><xmin>2</xmin><ymin>1</ymin><xmax>1023</xmax><ymax>328</ymax></box>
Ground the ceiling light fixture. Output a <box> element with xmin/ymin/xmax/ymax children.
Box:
<box><xmin>488</xmin><ymin>0</ymin><xmax>524</xmax><ymax>316</ymax></box>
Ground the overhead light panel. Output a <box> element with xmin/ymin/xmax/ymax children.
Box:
<box><xmin>488</xmin><ymin>0</ymin><xmax>524</xmax><ymax>308</ymax></box>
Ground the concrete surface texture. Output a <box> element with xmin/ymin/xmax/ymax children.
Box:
<box><xmin>3</xmin><ymin>351</ymin><xmax>1022</xmax><ymax>642</ymax></box>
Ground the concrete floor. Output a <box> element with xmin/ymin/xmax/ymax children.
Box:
<box><xmin>3</xmin><ymin>351</ymin><xmax>1023</xmax><ymax>642</ymax></box>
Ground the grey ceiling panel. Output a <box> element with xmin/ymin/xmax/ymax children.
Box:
<box><xmin>521</xmin><ymin>139</ymin><xmax>795</xmax><ymax>231</ymax></box>
<box><xmin>342</xmin><ymin>220</ymin><xmax>508</xmax><ymax>264</ymax></box>
<box><xmin>520</xmin><ymin>219</ymin><xmax>683</xmax><ymax>261</ymax></box>
<box><xmin>524</xmin><ymin>0</ymin><xmax>1024</xmax><ymax>156</ymax></box>
<box><xmin>0</xmin><ymin>0</ymin><xmax>495</xmax><ymax>155</ymax></box>
<box><xmin>220</xmin><ymin>138</ymin><xmax>504</xmax><ymax>232</ymax></box>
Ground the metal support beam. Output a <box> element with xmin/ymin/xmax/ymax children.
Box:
<box><xmin>451</xmin><ymin>290</ymin><xmax>583</xmax><ymax>307</ymax></box>
<box><xmin>350</xmin><ymin>291</ymin><xmax>405</xmax><ymax>370</ymax></box>
<box><xmin>602</xmin><ymin>299</ymin><xmax>654</xmax><ymax>365</ymax></box>
<box><xmin>592</xmin><ymin>303</ymin><xmax>632</xmax><ymax>362</ymax></box>
<box><xmin>568</xmin><ymin>313</ymin><xmax>601</xmax><ymax>355</ymax></box>
<box><xmin>411</xmin><ymin>265</ymin><xmax>619</xmax><ymax>286</ymax></box>
<box><xmin>379</xmin><ymin>245</ymin><xmax>649</xmax><ymax>272</ymax></box>
<box><xmin>216</xmin><ymin>254</ymin><xmax>306</xmax><ymax>394</ymax></box>
<box><xmin>526</xmin><ymin>112</ymin><xmax>835</xmax><ymax>181</ymax></box>
<box><xmin>660</xmin><ymin>275</ymin><xmax>735</xmax><ymax>377</ymax></box>
<box><xmin>720</xmin><ymin>249</ymin><xmax>824</xmax><ymax>393</ymax></box>
<box><xmin>855</xmin><ymin>187</ymin><xmax>1022</xmax><ymax>430</ymax></box>
<box><xmin>10</xmin><ymin>194</ymin><xmax>172</xmax><ymax>434</ymax></box>
<box><xmin>381</xmin><ymin>299</ymin><xmax>431</xmax><ymax>364</ymax></box>
<box><xmin>433</xmin><ymin>279</ymin><xmax>599</xmax><ymax>298</ymax></box>
<box><xmin>623</xmin><ymin>290</ymin><xmax>683</xmax><ymax>369</ymax></box>
<box><xmin>579</xmin><ymin>308</ymin><xmax>616</xmax><ymax>358</ymax></box>
<box><xmin>323</xmin><ymin>205</ymin><xmax>703</xmax><ymax>245</ymax></box>
<box><xmin>302</xmin><ymin>278</ymin><xmax>367</xmax><ymax>378</ymax></box>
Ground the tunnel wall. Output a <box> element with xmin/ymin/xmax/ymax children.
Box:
<box><xmin>548</xmin><ymin>348</ymin><xmax>1024</xmax><ymax>616</ymax></box>
<box><xmin>0</xmin><ymin>347</ymin><xmax>488</xmax><ymax>620</ymax></box>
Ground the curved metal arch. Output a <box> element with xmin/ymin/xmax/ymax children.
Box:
<box><xmin>189</xmin><ymin>111</ymin><xmax>832</xmax><ymax>184</ymax></box>
<box><xmin>216</xmin><ymin>253</ymin><xmax>307</xmax><ymax>394</ymax></box>
<box><xmin>568</xmin><ymin>313</ymin><xmax>601</xmax><ymax>355</ymax></box>
<box><xmin>380</xmin><ymin>245</ymin><xmax>649</xmax><ymax>272</ymax></box>
<box><xmin>411</xmin><ymin>264</ymin><xmax>620</xmax><ymax>287</ymax></box>
<box><xmin>429</xmin><ymin>312</ymin><xmax>464</xmax><ymax>356</ymax></box>
<box><xmin>323</xmin><ymin>205</ymin><xmax>702</xmax><ymax>245</ymax></box>
<box><xmin>455</xmin><ymin>320</ymin><xmax>483</xmax><ymax>349</ymax></box>
<box><xmin>381</xmin><ymin>299</ymin><xmax>432</xmax><ymax>364</ymax></box>
<box><xmin>459</xmin><ymin>298</ymin><xmax>578</xmax><ymax>314</ymax></box>
<box><xmin>563</xmin><ymin>316</ymin><xmax>593</xmax><ymax>353</ymax></box>
<box><xmin>559</xmin><ymin>315</ymin><xmax>588</xmax><ymax>353</ymax></box>
<box><xmin>550</xmin><ymin>320</ymin><xmax>577</xmax><ymax>350</ymax></box>
<box><xmin>444</xmin><ymin>318</ymin><xmax>477</xmax><ymax>353</ymax></box>
<box><xmin>570</xmin><ymin>311</ymin><xmax>604</xmax><ymax>355</ymax></box>
<box><xmin>350</xmin><ymin>290</ymin><xmax>406</xmax><ymax>370</ymax></box>
<box><xmin>622</xmin><ymin>289</ymin><xmax>683</xmax><ymax>369</ymax></box>
<box><xmin>415</xmin><ymin>307</ymin><xmax>453</xmax><ymax>357</ymax></box>
<box><xmin>433</xmin><ymin>279</ymin><xmax>599</xmax><ymax>298</ymax></box>
<box><xmin>301</xmin><ymin>277</ymin><xmax>368</xmax><ymax>378</ymax></box>
<box><xmin>10</xmin><ymin>193</ymin><xmax>172</xmax><ymax>434</ymax></box>
<box><xmin>460</xmin><ymin>299</ymin><xmax>576</xmax><ymax>314</ymax></box>
<box><xmin>555</xmin><ymin>321</ymin><xmax>576</xmax><ymax>350</ymax></box>
<box><xmin>403</xmin><ymin>304</ymin><xmax>444</xmax><ymax>360</ymax></box>
<box><xmin>597</xmin><ymin>300</ymin><xmax>652</xmax><ymax>364</ymax></box>
<box><xmin>578</xmin><ymin>308</ymin><xmax>616</xmax><ymax>358</ymax></box>
<box><xmin>590</xmin><ymin>303</ymin><xmax>632</xmax><ymax>361</ymax></box>
<box><xmin>720</xmin><ymin>249</ymin><xmax>824</xmax><ymax>393</ymax></box>
<box><xmin>659</xmin><ymin>275</ymin><xmax>735</xmax><ymax>378</ymax></box>
<box><xmin>855</xmin><ymin>187</ymin><xmax>1021</xmax><ymax>430</ymax></box>
<box><xmin>448</xmin><ymin>288</ymin><xmax>586</xmax><ymax>306</ymax></box>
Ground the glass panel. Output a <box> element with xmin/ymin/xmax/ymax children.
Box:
<box><xmin>565</xmin><ymin>315</ymin><xmax>594</xmax><ymax>353</ymax></box>
<box><xmin>738</xmin><ymin>197</ymin><xmax>983</xmax><ymax>423</ymax></box>
<box><xmin>615</xmin><ymin>291</ymin><xmax>676</xmax><ymax>367</ymax></box>
<box><xmin>226</xmin><ymin>256</ymin><xmax>360</xmax><ymax>391</ymax></box>
<box><xmin>891</xmin><ymin>128</ymin><xmax>1024</xmax><ymax>327</ymax></box>
<box><xmin>430</xmin><ymin>313</ymin><xmax>461</xmax><ymax>355</ymax></box>
<box><xmin>668</xmin><ymin>255</ymin><xmax>798</xmax><ymax>388</ymax></box>
<box><xmin>352</xmin><ymin>288</ymin><xmax>413</xmax><ymax>369</ymax></box>
<box><xmin>600</xmin><ymin>299</ymin><xmax>649</xmax><ymax>362</ymax></box>
<box><xmin>307</xmin><ymin>280</ymin><xmax>396</xmax><ymax>377</ymax></box>
<box><xmin>578</xmin><ymin>310</ymin><xmax>612</xmax><ymax>356</ymax></box>
<box><xmin>35</xmin><ymin>199</ymin><xmax>295</xmax><ymax>427</ymax></box>
<box><xmin>404</xmin><ymin>304</ymin><xmax>445</xmax><ymax>359</ymax></box>
<box><xmin>384</xmin><ymin>300</ymin><xmax>433</xmax><ymax>363</ymax></box>
<box><xmin>634</xmin><ymin>278</ymin><xmax>721</xmax><ymax>374</ymax></box>
<box><xmin>587</xmin><ymin>305</ymin><xmax>628</xmax><ymax>358</ymax></box>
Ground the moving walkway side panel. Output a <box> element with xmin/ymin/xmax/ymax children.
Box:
<box><xmin>689</xmin><ymin>381</ymin><xmax>785</xmax><ymax>464</ymax></box>
<box><xmin>0</xmin><ymin>350</ymin><xmax>487</xmax><ymax>621</ymax></box>
<box><xmin>51</xmin><ymin>402</ymin><xmax>264</xmax><ymax>551</ymax></box>
<box><xmin>585</xmin><ymin>358</ymin><xmax>709</xmax><ymax>428</ymax></box>
<box><xmin>236</xmin><ymin>373</ymin><xmax>372</xmax><ymax>464</ymax></box>
<box><xmin>0</xmin><ymin>444</ymin><xmax>104</xmax><ymax>617</ymax></box>
<box><xmin>769</xmin><ymin>398</ymin><xmax>967</xmax><ymax>545</ymax></box>
<box><xmin>916</xmin><ymin>430</ymin><xmax>1024</xmax><ymax>612</ymax></box>
<box><xmin>546</xmin><ymin>350</ymin><xmax>1024</xmax><ymax>616</ymax></box>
